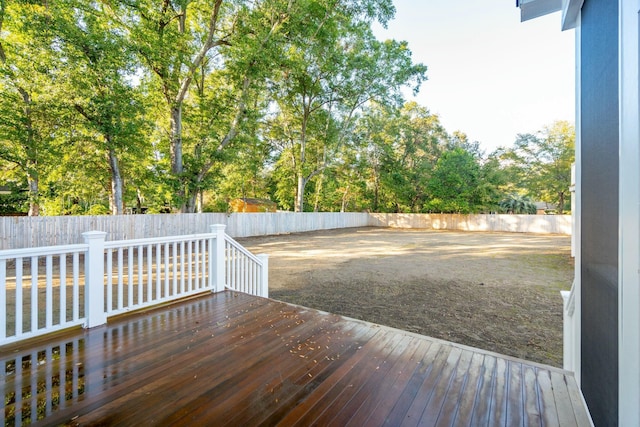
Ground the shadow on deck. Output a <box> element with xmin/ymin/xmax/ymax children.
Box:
<box><xmin>1</xmin><ymin>291</ymin><xmax>590</xmax><ymax>426</ymax></box>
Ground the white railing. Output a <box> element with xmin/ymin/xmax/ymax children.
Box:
<box><xmin>224</xmin><ymin>235</ymin><xmax>269</xmax><ymax>298</ymax></box>
<box><xmin>0</xmin><ymin>224</ymin><xmax>268</xmax><ymax>346</ymax></box>
<box><xmin>0</xmin><ymin>244</ymin><xmax>88</xmax><ymax>344</ymax></box>
<box><xmin>103</xmin><ymin>232</ymin><xmax>217</xmax><ymax>317</ymax></box>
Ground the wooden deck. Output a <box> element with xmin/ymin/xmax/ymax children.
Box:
<box><xmin>1</xmin><ymin>291</ymin><xmax>591</xmax><ymax>426</ymax></box>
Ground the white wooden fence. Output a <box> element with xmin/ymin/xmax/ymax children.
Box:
<box><xmin>368</xmin><ymin>213</ymin><xmax>572</xmax><ymax>234</ymax></box>
<box><xmin>0</xmin><ymin>213</ymin><xmax>571</xmax><ymax>250</ymax></box>
<box><xmin>0</xmin><ymin>225</ymin><xmax>267</xmax><ymax>346</ymax></box>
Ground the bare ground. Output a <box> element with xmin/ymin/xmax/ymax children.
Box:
<box><xmin>237</xmin><ymin>227</ymin><xmax>573</xmax><ymax>367</ymax></box>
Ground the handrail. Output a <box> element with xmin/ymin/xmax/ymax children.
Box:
<box><xmin>104</xmin><ymin>232</ymin><xmax>217</xmax><ymax>249</ymax></box>
<box><xmin>564</xmin><ymin>279</ymin><xmax>576</xmax><ymax>316</ymax></box>
<box><xmin>0</xmin><ymin>243</ymin><xmax>88</xmax><ymax>260</ymax></box>
<box><xmin>224</xmin><ymin>235</ymin><xmax>263</xmax><ymax>264</ymax></box>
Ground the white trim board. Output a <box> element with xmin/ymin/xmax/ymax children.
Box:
<box><xmin>618</xmin><ymin>0</ymin><xmax>640</xmax><ymax>425</ymax></box>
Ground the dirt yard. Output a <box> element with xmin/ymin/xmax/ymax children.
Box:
<box><xmin>237</xmin><ymin>227</ymin><xmax>573</xmax><ymax>367</ymax></box>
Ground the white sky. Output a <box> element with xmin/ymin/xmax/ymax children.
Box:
<box><xmin>372</xmin><ymin>0</ymin><xmax>575</xmax><ymax>153</ymax></box>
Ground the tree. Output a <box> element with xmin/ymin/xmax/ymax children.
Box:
<box><xmin>506</xmin><ymin>121</ymin><xmax>575</xmax><ymax>214</ymax></box>
<box><xmin>53</xmin><ymin>1</ymin><xmax>149</xmax><ymax>214</ymax></box>
<box><xmin>0</xmin><ymin>1</ymin><xmax>64</xmax><ymax>216</ymax></box>
<box><xmin>354</xmin><ymin>102</ymin><xmax>448</xmax><ymax>212</ymax></box>
<box><xmin>499</xmin><ymin>193</ymin><xmax>537</xmax><ymax>214</ymax></box>
<box><xmin>103</xmin><ymin>0</ymin><xmax>231</xmax><ymax>211</ymax></box>
<box><xmin>0</xmin><ymin>1</ymin><xmax>471</xmax><ymax>216</ymax></box>
<box><xmin>179</xmin><ymin>0</ymin><xmax>294</xmax><ymax>212</ymax></box>
<box><xmin>426</xmin><ymin>147</ymin><xmax>483</xmax><ymax>214</ymax></box>
<box><xmin>105</xmin><ymin>0</ymin><xmax>295</xmax><ymax>212</ymax></box>
<box><xmin>0</xmin><ymin>161</ymin><xmax>28</xmax><ymax>215</ymax></box>
<box><xmin>267</xmin><ymin>0</ymin><xmax>426</xmax><ymax>212</ymax></box>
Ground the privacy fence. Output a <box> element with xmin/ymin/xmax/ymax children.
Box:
<box><xmin>0</xmin><ymin>212</ymin><xmax>571</xmax><ymax>250</ymax></box>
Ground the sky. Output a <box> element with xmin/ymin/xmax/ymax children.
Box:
<box><xmin>372</xmin><ymin>0</ymin><xmax>575</xmax><ymax>153</ymax></box>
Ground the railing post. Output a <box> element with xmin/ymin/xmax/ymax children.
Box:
<box><xmin>210</xmin><ymin>224</ymin><xmax>226</xmax><ymax>293</ymax></box>
<box><xmin>561</xmin><ymin>289</ymin><xmax>574</xmax><ymax>371</ymax></box>
<box><xmin>83</xmin><ymin>231</ymin><xmax>107</xmax><ymax>328</ymax></box>
<box><xmin>257</xmin><ymin>254</ymin><xmax>269</xmax><ymax>298</ymax></box>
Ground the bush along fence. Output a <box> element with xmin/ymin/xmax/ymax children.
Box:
<box><xmin>0</xmin><ymin>225</ymin><xmax>268</xmax><ymax>346</ymax></box>
<box><xmin>0</xmin><ymin>212</ymin><xmax>572</xmax><ymax>250</ymax></box>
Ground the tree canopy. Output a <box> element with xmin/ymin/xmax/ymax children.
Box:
<box><xmin>0</xmin><ymin>1</ymin><xmax>573</xmax><ymax>216</ymax></box>
<box><xmin>499</xmin><ymin>121</ymin><xmax>575</xmax><ymax>214</ymax></box>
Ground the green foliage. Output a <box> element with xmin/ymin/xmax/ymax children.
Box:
<box><xmin>426</xmin><ymin>148</ymin><xmax>480</xmax><ymax>214</ymax></box>
<box><xmin>356</xmin><ymin>102</ymin><xmax>446</xmax><ymax>212</ymax></box>
<box><xmin>501</xmin><ymin>121</ymin><xmax>575</xmax><ymax>214</ymax></box>
<box><xmin>0</xmin><ymin>190</ymin><xmax>28</xmax><ymax>215</ymax></box>
<box><xmin>0</xmin><ymin>1</ymin><xmax>67</xmax><ymax>215</ymax></box>
<box><xmin>266</xmin><ymin>0</ymin><xmax>427</xmax><ymax>211</ymax></box>
<box><xmin>499</xmin><ymin>194</ymin><xmax>537</xmax><ymax>214</ymax></box>
<box><xmin>0</xmin><ymin>0</ymin><xmax>569</xmax><ymax>217</ymax></box>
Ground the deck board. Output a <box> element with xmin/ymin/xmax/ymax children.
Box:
<box><xmin>0</xmin><ymin>291</ymin><xmax>591</xmax><ymax>426</ymax></box>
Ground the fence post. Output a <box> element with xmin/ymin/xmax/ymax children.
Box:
<box><xmin>83</xmin><ymin>231</ymin><xmax>107</xmax><ymax>328</ymax></box>
<box><xmin>257</xmin><ymin>254</ymin><xmax>269</xmax><ymax>298</ymax></box>
<box><xmin>210</xmin><ymin>224</ymin><xmax>226</xmax><ymax>293</ymax></box>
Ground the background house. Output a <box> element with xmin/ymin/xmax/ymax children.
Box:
<box><xmin>534</xmin><ymin>201</ymin><xmax>557</xmax><ymax>214</ymax></box>
<box><xmin>519</xmin><ymin>0</ymin><xmax>640</xmax><ymax>425</ymax></box>
<box><xmin>229</xmin><ymin>198</ymin><xmax>278</xmax><ymax>213</ymax></box>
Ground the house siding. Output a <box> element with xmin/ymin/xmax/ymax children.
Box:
<box><xmin>580</xmin><ymin>0</ymin><xmax>619</xmax><ymax>425</ymax></box>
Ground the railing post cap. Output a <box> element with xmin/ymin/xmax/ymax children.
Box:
<box><xmin>82</xmin><ymin>230</ymin><xmax>107</xmax><ymax>240</ymax></box>
<box><xmin>210</xmin><ymin>224</ymin><xmax>226</xmax><ymax>232</ymax></box>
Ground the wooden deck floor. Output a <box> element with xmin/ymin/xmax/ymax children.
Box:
<box><xmin>1</xmin><ymin>291</ymin><xmax>591</xmax><ymax>426</ymax></box>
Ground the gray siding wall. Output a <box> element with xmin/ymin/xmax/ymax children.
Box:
<box><xmin>580</xmin><ymin>0</ymin><xmax>619</xmax><ymax>424</ymax></box>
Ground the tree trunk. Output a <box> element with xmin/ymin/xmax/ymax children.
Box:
<box><xmin>170</xmin><ymin>105</ymin><xmax>189</xmax><ymax>212</ymax></box>
<box><xmin>136</xmin><ymin>188</ymin><xmax>144</xmax><ymax>213</ymax></box>
<box><xmin>185</xmin><ymin>192</ymin><xmax>198</xmax><ymax>213</ymax></box>
<box><xmin>341</xmin><ymin>184</ymin><xmax>350</xmax><ymax>212</ymax></box>
<box><xmin>22</xmin><ymin>89</ymin><xmax>39</xmax><ymax>216</ymax></box>
<box><xmin>27</xmin><ymin>172</ymin><xmax>39</xmax><ymax>216</ymax></box>
<box><xmin>313</xmin><ymin>173</ymin><xmax>324</xmax><ymax>212</ymax></box>
<box><xmin>107</xmin><ymin>147</ymin><xmax>124</xmax><ymax>215</ymax></box>
<box><xmin>558</xmin><ymin>191</ymin><xmax>565</xmax><ymax>215</ymax></box>
<box><xmin>295</xmin><ymin>174</ymin><xmax>306</xmax><ymax>212</ymax></box>
<box><xmin>373</xmin><ymin>183</ymin><xmax>379</xmax><ymax>212</ymax></box>
<box><xmin>170</xmin><ymin>105</ymin><xmax>183</xmax><ymax>175</ymax></box>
